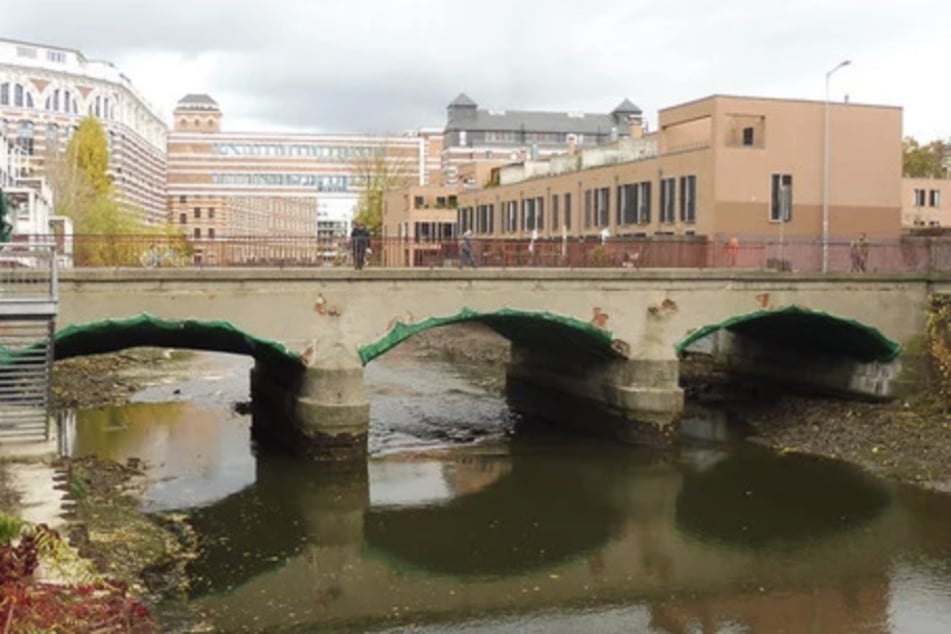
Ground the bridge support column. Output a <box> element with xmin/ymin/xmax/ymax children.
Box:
<box><xmin>505</xmin><ymin>345</ymin><xmax>684</xmax><ymax>445</ymax></box>
<box><xmin>251</xmin><ymin>345</ymin><xmax>369</xmax><ymax>461</ymax></box>
<box><xmin>710</xmin><ymin>331</ymin><xmax>901</xmax><ymax>400</ymax></box>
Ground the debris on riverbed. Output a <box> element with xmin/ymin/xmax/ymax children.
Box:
<box><xmin>52</xmin><ymin>348</ymin><xmax>193</xmax><ymax>409</ymax></box>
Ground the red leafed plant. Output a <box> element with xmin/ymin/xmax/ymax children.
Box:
<box><xmin>0</xmin><ymin>523</ymin><xmax>154</xmax><ymax>633</ymax></box>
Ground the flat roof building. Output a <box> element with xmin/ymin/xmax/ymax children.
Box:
<box><xmin>166</xmin><ymin>95</ymin><xmax>444</xmax><ymax>252</ymax></box>
<box><xmin>457</xmin><ymin>95</ymin><xmax>902</xmax><ymax>257</ymax></box>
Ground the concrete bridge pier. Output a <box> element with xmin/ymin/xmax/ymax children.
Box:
<box><xmin>250</xmin><ymin>342</ymin><xmax>370</xmax><ymax>461</ymax></box>
<box><xmin>505</xmin><ymin>344</ymin><xmax>684</xmax><ymax>444</ymax></box>
<box><xmin>709</xmin><ymin>330</ymin><xmax>902</xmax><ymax>400</ymax></box>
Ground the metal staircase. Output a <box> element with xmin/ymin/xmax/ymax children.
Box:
<box><xmin>0</xmin><ymin>243</ymin><xmax>57</xmax><ymax>443</ymax></box>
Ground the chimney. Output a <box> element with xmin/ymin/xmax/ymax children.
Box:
<box><xmin>567</xmin><ymin>133</ymin><xmax>578</xmax><ymax>155</ymax></box>
<box><xmin>628</xmin><ymin>117</ymin><xmax>644</xmax><ymax>139</ymax></box>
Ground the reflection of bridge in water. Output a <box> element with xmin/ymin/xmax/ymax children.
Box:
<box><xmin>183</xmin><ymin>443</ymin><xmax>930</xmax><ymax>632</ymax></box>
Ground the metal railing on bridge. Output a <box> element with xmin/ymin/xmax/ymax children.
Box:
<box><xmin>0</xmin><ymin>243</ymin><xmax>57</xmax><ymax>443</ymax></box>
<box><xmin>15</xmin><ymin>233</ymin><xmax>951</xmax><ymax>274</ymax></box>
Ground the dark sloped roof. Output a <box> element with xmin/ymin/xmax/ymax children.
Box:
<box><xmin>447</xmin><ymin>108</ymin><xmax>621</xmax><ymax>135</ymax></box>
<box><xmin>612</xmin><ymin>98</ymin><xmax>642</xmax><ymax>115</ymax></box>
<box><xmin>449</xmin><ymin>93</ymin><xmax>478</xmax><ymax>108</ymax></box>
<box><xmin>176</xmin><ymin>93</ymin><xmax>220</xmax><ymax>108</ymax></box>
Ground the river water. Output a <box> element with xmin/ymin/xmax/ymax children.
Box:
<box><xmin>60</xmin><ymin>349</ymin><xmax>951</xmax><ymax>633</ymax></box>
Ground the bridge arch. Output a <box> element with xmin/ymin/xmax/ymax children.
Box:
<box><xmin>357</xmin><ymin>307</ymin><xmax>624</xmax><ymax>365</ymax></box>
<box><xmin>675</xmin><ymin>305</ymin><xmax>901</xmax><ymax>363</ymax></box>
<box><xmin>52</xmin><ymin>314</ymin><xmax>301</xmax><ymax>366</ymax></box>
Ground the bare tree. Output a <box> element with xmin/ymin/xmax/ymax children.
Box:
<box><xmin>350</xmin><ymin>143</ymin><xmax>416</xmax><ymax>235</ymax></box>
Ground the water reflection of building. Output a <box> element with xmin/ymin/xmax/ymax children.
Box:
<box><xmin>648</xmin><ymin>583</ymin><xmax>890</xmax><ymax>634</ymax></box>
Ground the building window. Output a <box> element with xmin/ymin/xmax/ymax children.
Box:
<box><xmin>193</xmin><ymin>228</ymin><xmax>201</xmax><ymax>239</ymax></box>
<box><xmin>13</xmin><ymin>84</ymin><xmax>24</xmax><ymax>108</ymax></box>
<box><xmin>208</xmin><ymin>228</ymin><xmax>216</xmax><ymax>239</ymax></box>
<box><xmin>46</xmin><ymin>123</ymin><xmax>59</xmax><ymax>149</ymax></box>
<box><xmin>770</xmin><ymin>174</ymin><xmax>793</xmax><ymax>222</ymax></box>
<box><xmin>17</xmin><ymin>121</ymin><xmax>34</xmax><ymax>155</ymax></box>
<box><xmin>16</xmin><ymin>46</ymin><xmax>37</xmax><ymax>58</ymax></box>
<box><xmin>564</xmin><ymin>193</ymin><xmax>572</xmax><ymax>229</ymax></box>
<box><xmin>584</xmin><ymin>189</ymin><xmax>593</xmax><ymax>228</ymax></box>
<box><xmin>179</xmin><ymin>195</ymin><xmax>187</xmax><ymax>204</ymax></box>
<box><xmin>596</xmin><ymin>187</ymin><xmax>610</xmax><ymax>227</ymax></box>
<box><xmin>505</xmin><ymin>201</ymin><xmax>518</xmax><ymax>233</ymax></box>
<box><xmin>679</xmin><ymin>175</ymin><xmax>697</xmax><ymax>223</ymax></box>
<box><xmin>209</xmin><ymin>207</ymin><xmax>216</xmax><ymax>219</ymax></box>
<box><xmin>0</xmin><ymin>84</ymin><xmax>8</xmax><ymax>106</ymax></box>
<box><xmin>551</xmin><ymin>193</ymin><xmax>560</xmax><ymax>229</ymax></box>
<box><xmin>618</xmin><ymin>184</ymin><xmax>637</xmax><ymax>225</ymax></box>
<box><xmin>179</xmin><ymin>213</ymin><xmax>187</xmax><ymax>224</ymax></box>
<box><xmin>742</xmin><ymin>127</ymin><xmax>755</xmax><ymax>146</ymax></box>
<box><xmin>46</xmin><ymin>50</ymin><xmax>66</xmax><ymax>63</ymax></box>
<box><xmin>912</xmin><ymin>188</ymin><xmax>926</xmax><ymax>208</ymax></box>
<box><xmin>929</xmin><ymin>189</ymin><xmax>942</xmax><ymax>208</ymax></box>
<box><xmin>414</xmin><ymin>195</ymin><xmax>424</xmax><ymax>208</ymax></box>
<box><xmin>194</xmin><ymin>207</ymin><xmax>201</xmax><ymax>219</ymax></box>
<box><xmin>637</xmin><ymin>182</ymin><xmax>652</xmax><ymax>224</ymax></box>
<box><xmin>660</xmin><ymin>177</ymin><xmax>676</xmax><ymax>223</ymax></box>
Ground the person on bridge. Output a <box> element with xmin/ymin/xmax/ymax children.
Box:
<box><xmin>726</xmin><ymin>236</ymin><xmax>739</xmax><ymax>266</ymax></box>
<box><xmin>459</xmin><ymin>229</ymin><xmax>478</xmax><ymax>268</ymax></box>
<box><xmin>351</xmin><ymin>222</ymin><xmax>371</xmax><ymax>270</ymax></box>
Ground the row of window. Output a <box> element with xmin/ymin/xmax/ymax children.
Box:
<box><xmin>212</xmin><ymin>143</ymin><xmax>385</xmax><ymax>161</ymax></box>
<box><xmin>458</xmin><ymin>175</ymin><xmax>701</xmax><ymax>234</ymax></box>
<box><xmin>0</xmin><ymin>83</ymin><xmax>114</xmax><ymax>118</ymax></box>
<box><xmin>210</xmin><ymin>173</ymin><xmax>351</xmax><ymax>191</ymax></box>
<box><xmin>15</xmin><ymin>45</ymin><xmax>66</xmax><ymax>63</ymax></box>
<box><xmin>913</xmin><ymin>188</ymin><xmax>943</xmax><ymax>208</ymax></box>
<box><xmin>412</xmin><ymin>195</ymin><xmax>458</xmax><ymax>208</ymax></box>
<box><xmin>177</xmin><ymin>207</ymin><xmax>217</xmax><ymax>223</ymax></box>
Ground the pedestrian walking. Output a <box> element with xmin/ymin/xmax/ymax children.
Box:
<box><xmin>459</xmin><ymin>229</ymin><xmax>477</xmax><ymax>268</ymax></box>
<box><xmin>351</xmin><ymin>222</ymin><xmax>370</xmax><ymax>270</ymax></box>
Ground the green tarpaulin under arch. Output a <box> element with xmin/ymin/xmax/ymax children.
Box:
<box><xmin>358</xmin><ymin>307</ymin><xmax>620</xmax><ymax>365</ymax></box>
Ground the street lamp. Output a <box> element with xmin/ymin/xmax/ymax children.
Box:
<box><xmin>822</xmin><ymin>59</ymin><xmax>851</xmax><ymax>273</ymax></box>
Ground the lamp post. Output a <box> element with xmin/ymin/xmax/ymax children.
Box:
<box><xmin>822</xmin><ymin>59</ymin><xmax>851</xmax><ymax>273</ymax></box>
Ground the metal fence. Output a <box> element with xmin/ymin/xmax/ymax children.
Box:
<box><xmin>15</xmin><ymin>233</ymin><xmax>951</xmax><ymax>273</ymax></box>
<box><xmin>0</xmin><ymin>243</ymin><xmax>57</xmax><ymax>443</ymax></box>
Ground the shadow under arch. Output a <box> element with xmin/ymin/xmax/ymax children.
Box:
<box><xmin>363</xmin><ymin>450</ymin><xmax>628</xmax><ymax>579</ymax></box>
<box><xmin>358</xmin><ymin>307</ymin><xmax>624</xmax><ymax>365</ymax></box>
<box><xmin>675</xmin><ymin>305</ymin><xmax>901</xmax><ymax>363</ymax></box>
<box><xmin>51</xmin><ymin>314</ymin><xmax>302</xmax><ymax>366</ymax></box>
<box><xmin>675</xmin><ymin>446</ymin><xmax>890</xmax><ymax>549</ymax></box>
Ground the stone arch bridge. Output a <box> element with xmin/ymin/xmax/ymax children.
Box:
<box><xmin>52</xmin><ymin>268</ymin><xmax>938</xmax><ymax>459</ymax></box>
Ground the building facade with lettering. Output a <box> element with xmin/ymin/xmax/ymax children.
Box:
<box><xmin>0</xmin><ymin>38</ymin><xmax>167</xmax><ymax>223</ymax></box>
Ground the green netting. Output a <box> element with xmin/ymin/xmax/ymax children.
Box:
<box><xmin>51</xmin><ymin>314</ymin><xmax>301</xmax><ymax>366</ymax></box>
<box><xmin>358</xmin><ymin>307</ymin><xmax>620</xmax><ymax>365</ymax></box>
<box><xmin>675</xmin><ymin>305</ymin><xmax>901</xmax><ymax>363</ymax></box>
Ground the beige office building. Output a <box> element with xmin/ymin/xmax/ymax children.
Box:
<box><xmin>455</xmin><ymin>94</ymin><xmax>902</xmax><ymax>244</ymax></box>
<box><xmin>903</xmin><ymin>177</ymin><xmax>950</xmax><ymax>228</ymax></box>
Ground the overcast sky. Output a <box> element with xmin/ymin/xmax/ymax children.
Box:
<box><xmin>6</xmin><ymin>0</ymin><xmax>949</xmax><ymax>140</ymax></box>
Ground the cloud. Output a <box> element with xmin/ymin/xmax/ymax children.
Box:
<box><xmin>5</xmin><ymin>0</ymin><xmax>949</xmax><ymax>139</ymax></box>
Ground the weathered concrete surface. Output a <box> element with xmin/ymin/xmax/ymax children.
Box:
<box><xmin>506</xmin><ymin>344</ymin><xmax>684</xmax><ymax>443</ymax></box>
<box><xmin>709</xmin><ymin>330</ymin><xmax>903</xmax><ymax>400</ymax></box>
<box><xmin>56</xmin><ymin>268</ymin><xmax>934</xmax><ymax>451</ymax></box>
<box><xmin>57</xmin><ymin>268</ymin><xmax>932</xmax><ymax>360</ymax></box>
